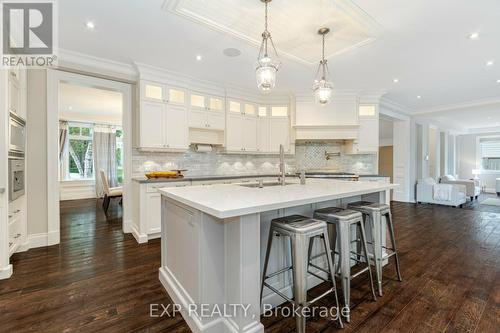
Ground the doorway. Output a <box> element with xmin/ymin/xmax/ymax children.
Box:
<box><xmin>47</xmin><ymin>70</ymin><xmax>132</xmax><ymax>245</ymax></box>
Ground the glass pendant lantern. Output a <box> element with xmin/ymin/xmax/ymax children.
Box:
<box><xmin>255</xmin><ymin>0</ymin><xmax>280</xmax><ymax>92</ymax></box>
<box><xmin>313</xmin><ymin>28</ymin><xmax>333</xmax><ymax>105</ymax></box>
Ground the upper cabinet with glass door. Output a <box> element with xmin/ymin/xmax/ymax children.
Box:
<box><xmin>141</xmin><ymin>81</ymin><xmax>186</xmax><ymax>105</ymax></box>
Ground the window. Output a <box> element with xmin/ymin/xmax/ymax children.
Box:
<box><xmin>359</xmin><ymin>105</ymin><xmax>376</xmax><ymax>116</ymax></box>
<box><xmin>479</xmin><ymin>137</ymin><xmax>500</xmax><ymax>171</ymax></box>
<box><xmin>67</xmin><ymin>125</ymin><xmax>94</xmax><ymax>180</ymax></box>
<box><xmin>116</xmin><ymin>129</ymin><xmax>124</xmax><ymax>184</ymax></box>
<box><xmin>61</xmin><ymin>123</ymin><xmax>124</xmax><ymax>184</ymax></box>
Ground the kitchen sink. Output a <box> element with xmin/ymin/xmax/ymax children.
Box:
<box><xmin>238</xmin><ymin>181</ymin><xmax>295</xmax><ymax>188</ymax></box>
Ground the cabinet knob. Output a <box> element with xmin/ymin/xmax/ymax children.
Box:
<box><xmin>10</xmin><ymin>71</ymin><xmax>17</xmax><ymax>78</ymax></box>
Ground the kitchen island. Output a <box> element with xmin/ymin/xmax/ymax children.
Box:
<box><xmin>158</xmin><ymin>178</ymin><xmax>397</xmax><ymax>333</ymax></box>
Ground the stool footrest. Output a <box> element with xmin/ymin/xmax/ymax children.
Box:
<box><xmin>263</xmin><ymin>282</ymin><xmax>293</xmax><ymax>303</ymax></box>
<box><xmin>264</xmin><ymin>266</ymin><xmax>293</xmax><ymax>280</ymax></box>
<box><xmin>307</xmin><ymin>270</ymin><xmax>330</xmax><ymax>283</ymax></box>
<box><xmin>351</xmin><ymin>266</ymin><xmax>371</xmax><ymax>279</ymax></box>
<box><xmin>307</xmin><ymin>288</ymin><xmax>335</xmax><ymax>306</ymax></box>
<box><xmin>308</xmin><ymin>262</ymin><xmax>330</xmax><ymax>275</ymax></box>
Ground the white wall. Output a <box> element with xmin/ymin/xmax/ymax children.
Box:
<box><xmin>27</xmin><ymin>69</ymin><xmax>49</xmax><ymax>235</ymax></box>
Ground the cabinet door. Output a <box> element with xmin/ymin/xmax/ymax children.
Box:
<box><xmin>165</xmin><ymin>105</ymin><xmax>189</xmax><ymax>149</ymax></box>
<box><xmin>242</xmin><ymin>116</ymin><xmax>258</xmax><ymax>152</ymax></box>
<box><xmin>146</xmin><ymin>193</ymin><xmax>161</xmax><ymax>234</ymax></box>
<box><xmin>189</xmin><ymin>109</ymin><xmax>207</xmax><ymax>129</ymax></box>
<box><xmin>167</xmin><ymin>87</ymin><xmax>186</xmax><ymax>105</ymax></box>
<box><xmin>257</xmin><ymin>117</ymin><xmax>270</xmax><ymax>153</ymax></box>
<box><xmin>208</xmin><ymin>96</ymin><xmax>224</xmax><ymax>112</ymax></box>
<box><xmin>226</xmin><ymin>113</ymin><xmax>243</xmax><ymax>151</ymax></box>
<box><xmin>190</xmin><ymin>93</ymin><xmax>206</xmax><ymax>111</ymax></box>
<box><xmin>357</xmin><ymin>118</ymin><xmax>379</xmax><ymax>153</ymax></box>
<box><xmin>142</xmin><ymin>81</ymin><xmax>165</xmax><ymax>102</ymax></box>
<box><xmin>140</xmin><ymin>101</ymin><xmax>165</xmax><ymax>148</ymax></box>
<box><xmin>269</xmin><ymin>118</ymin><xmax>290</xmax><ymax>152</ymax></box>
<box><xmin>206</xmin><ymin>111</ymin><xmax>225</xmax><ymax>130</ymax></box>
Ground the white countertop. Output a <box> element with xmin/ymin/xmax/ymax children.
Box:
<box><xmin>158</xmin><ymin>178</ymin><xmax>398</xmax><ymax>219</ymax></box>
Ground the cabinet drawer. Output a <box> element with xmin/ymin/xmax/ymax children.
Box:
<box><xmin>9</xmin><ymin>215</ymin><xmax>22</xmax><ymax>247</ymax></box>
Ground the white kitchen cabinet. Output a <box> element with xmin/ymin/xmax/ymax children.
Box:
<box><xmin>206</xmin><ymin>112</ymin><xmax>225</xmax><ymax>130</ymax></box>
<box><xmin>8</xmin><ymin>75</ymin><xmax>20</xmax><ymax>115</ymax></box>
<box><xmin>226</xmin><ymin>113</ymin><xmax>244</xmax><ymax>151</ymax></box>
<box><xmin>188</xmin><ymin>93</ymin><xmax>225</xmax><ymax>130</ymax></box>
<box><xmin>139</xmin><ymin>100</ymin><xmax>188</xmax><ymax>151</ymax></box>
<box><xmin>146</xmin><ymin>193</ymin><xmax>161</xmax><ymax>234</ymax></box>
<box><xmin>164</xmin><ymin>104</ymin><xmax>189</xmax><ymax>149</ymax></box>
<box><xmin>140</xmin><ymin>101</ymin><xmax>164</xmax><ymax>149</ymax></box>
<box><xmin>269</xmin><ymin>117</ymin><xmax>290</xmax><ymax>153</ymax></box>
<box><xmin>242</xmin><ymin>116</ymin><xmax>258</xmax><ymax>152</ymax></box>
<box><xmin>345</xmin><ymin>115</ymin><xmax>379</xmax><ymax>154</ymax></box>
<box><xmin>257</xmin><ymin>116</ymin><xmax>270</xmax><ymax>153</ymax></box>
<box><xmin>226</xmin><ymin>112</ymin><xmax>257</xmax><ymax>152</ymax></box>
<box><xmin>142</xmin><ymin>81</ymin><xmax>165</xmax><ymax>102</ymax></box>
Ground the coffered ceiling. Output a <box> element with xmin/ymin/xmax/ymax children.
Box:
<box><xmin>59</xmin><ymin>0</ymin><xmax>500</xmax><ymax>122</ymax></box>
<box><xmin>162</xmin><ymin>0</ymin><xmax>381</xmax><ymax>64</ymax></box>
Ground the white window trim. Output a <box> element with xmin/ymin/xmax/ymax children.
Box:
<box><xmin>475</xmin><ymin>135</ymin><xmax>500</xmax><ymax>172</ymax></box>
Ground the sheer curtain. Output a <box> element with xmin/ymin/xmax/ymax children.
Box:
<box><xmin>59</xmin><ymin>121</ymin><xmax>69</xmax><ymax>180</ymax></box>
<box><xmin>93</xmin><ymin>125</ymin><xmax>117</xmax><ymax>197</ymax></box>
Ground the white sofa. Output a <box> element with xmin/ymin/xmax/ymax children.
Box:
<box><xmin>440</xmin><ymin>175</ymin><xmax>480</xmax><ymax>201</ymax></box>
<box><xmin>417</xmin><ymin>178</ymin><xmax>466</xmax><ymax>208</ymax></box>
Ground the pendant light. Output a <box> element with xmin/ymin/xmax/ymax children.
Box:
<box><xmin>313</xmin><ymin>28</ymin><xmax>333</xmax><ymax>105</ymax></box>
<box><xmin>255</xmin><ymin>0</ymin><xmax>280</xmax><ymax>92</ymax></box>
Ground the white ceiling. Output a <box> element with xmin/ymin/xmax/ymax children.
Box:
<box><xmin>59</xmin><ymin>82</ymin><xmax>122</xmax><ymax>123</ymax></box>
<box><xmin>415</xmin><ymin>100</ymin><xmax>500</xmax><ymax>133</ymax></box>
<box><xmin>59</xmin><ymin>0</ymin><xmax>500</xmax><ymax>116</ymax></box>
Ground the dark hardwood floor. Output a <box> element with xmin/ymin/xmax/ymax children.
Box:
<box><xmin>1</xmin><ymin>195</ymin><xmax>499</xmax><ymax>333</ymax></box>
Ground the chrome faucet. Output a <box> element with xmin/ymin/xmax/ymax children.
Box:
<box><xmin>279</xmin><ymin>144</ymin><xmax>286</xmax><ymax>185</ymax></box>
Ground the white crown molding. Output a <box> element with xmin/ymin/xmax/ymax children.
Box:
<box><xmin>466</xmin><ymin>126</ymin><xmax>500</xmax><ymax>135</ymax></box>
<box><xmin>380</xmin><ymin>97</ymin><xmax>413</xmax><ymax>116</ymax></box>
<box><xmin>413</xmin><ymin>97</ymin><xmax>500</xmax><ymax>115</ymax></box>
<box><xmin>58</xmin><ymin>49</ymin><xmax>138</xmax><ymax>80</ymax></box>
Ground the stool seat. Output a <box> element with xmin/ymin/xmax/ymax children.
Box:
<box><xmin>273</xmin><ymin>218</ymin><xmax>327</xmax><ymax>233</ymax></box>
<box><xmin>348</xmin><ymin>201</ymin><xmax>389</xmax><ymax>212</ymax></box>
<box><xmin>314</xmin><ymin>207</ymin><xmax>361</xmax><ymax>221</ymax></box>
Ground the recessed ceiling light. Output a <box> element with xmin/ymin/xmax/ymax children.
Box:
<box><xmin>68</xmin><ymin>106</ymin><xmax>73</xmax><ymax>110</ymax></box>
<box><xmin>196</xmin><ymin>55</ymin><xmax>202</xmax><ymax>61</ymax></box>
<box><xmin>85</xmin><ymin>21</ymin><xmax>95</xmax><ymax>30</ymax></box>
<box><xmin>468</xmin><ymin>32</ymin><xmax>479</xmax><ymax>39</ymax></box>
<box><xmin>486</xmin><ymin>60</ymin><xmax>494</xmax><ymax>66</ymax></box>
<box><xmin>223</xmin><ymin>48</ymin><xmax>241</xmax><ymax>58</ymax></box>
<box><xmin>393</xmin><ymin>78</ymin><xmax>399</xmax><ymax>83</ymax></box>
<box><xmin>496</xmin><ymin>79</ymin><xmax>500</xmax><ymax>83</ymax></box>
<box><xmin>417</xmin><ymin>95</ymin><xmax>422</xmax><ymax>99</ymax></box>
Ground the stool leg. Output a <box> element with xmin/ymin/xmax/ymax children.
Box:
<box><xmin>385</xmin><ymin>212</ymin><xmax>403</xmax><ymax>282</ymax></box>
<box><xmin>260</xmin><ymin>226</ymin><xmax>275</xmax><ymax>303</ymax></box>
<box><xmin>329</xmin><ymin>224</ymin><xmax>340</xmax><ymax>275</ymax></box>
<box><xmin>338</xmin><ymin>221</ymin><xmax>351</xmax><ymax>322</ymax></box>
<box><xmin>358</xmin><ymin>221</ymin><xmax>377</xmax><ymax>301</ymax></box>
<box><xmin>322</xmin><ymin>230</ymin><xmax>344</xmax><ymax>329</ymax></box>
<box><xmin>291</xmin><ymin>234</ymin><xmax>308</xmax><ymax>333</ymax></box>
<box><xmin>370</xmin><ymin>212</ymin><xmax>384</xmax><ymax>297</ymax></box>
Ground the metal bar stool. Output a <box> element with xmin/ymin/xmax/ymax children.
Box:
<box><xmin>313</xmin><ymin>207</ymin><xmax>377</xmax><ymax>322</ymax></box>
<box><xmin>261</xmin><ymin>215</ymin><xmax>343</xmax><ymax>332</ymax></box>
<box><xmin>347</xmin><ymin>201</ymin><xmax>402</xmax><ymax>296</ymax></box>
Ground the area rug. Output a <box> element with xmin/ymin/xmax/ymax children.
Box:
<box><xmin>480</xmin><ymin>198</ymin><xmax>500</xmax><ymax>206</ymax></box>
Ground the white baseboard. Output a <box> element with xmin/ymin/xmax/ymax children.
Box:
<box><xmin>130</xmin><ymin>224</ymin><xmax>148</xmax><ymax>244</ymax></box>
<box><xmin>28</xmin><ymin>230</ymin><xmax>60</xmax><ymax>249</ymax></box>
<box><xmin>0</xmin><ymin>264</ymin><xmax>13</xmax><ymax>280</ymax></box>
<box><xmin>159</xmin><ymin>267</ymin><xmax>261</xmax><ymax>333</ymax></box>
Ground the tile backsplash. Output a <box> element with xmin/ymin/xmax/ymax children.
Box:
<box><xmin>132</xmin><ymin>142</ymin><xmax>377</xmax><ymax>177</ymax></box>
